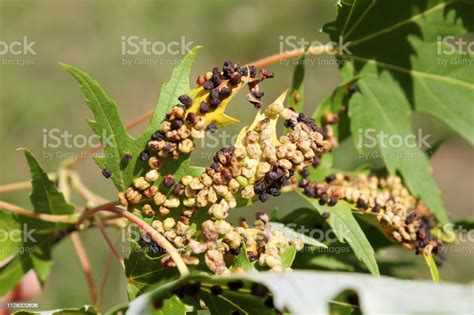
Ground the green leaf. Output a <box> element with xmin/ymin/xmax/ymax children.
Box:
<box><xmin>324</xmin><ymin>0</ymin><xmax>474</xmax><ymax>144</ymax></box>
<box><xmin>229</xmin><ymin>244</ymin><xmax>257</xmax><ymax>273</ymax></box>
<box><xmin>156</xmin><ymin>295</ymin><xmax>187</xmax><ymax>315</ymax></box>
<box><xmin>423</xmin><ymin>253</ymin><xmax>440</xmax><ymax>283</ymax></box>
<box><xmin>308</xmin><ymin>153</ymin><xmax>333</xmax><ymax>182</ymax></box>
<box><xmin>62</xmin><ymin>47</ymin><xmax>205</xmax><ymax>192</ymax></box>
<box><xmin>22</xmin><ymin>149</ymin><xmax>75</xmax><ymax>218</ymax></box>
<box><xmin>61</xmin><ymin>64</ymin><xmax>143</xmax><ymax>191</ymax></box>
<box><xmin>0</xmin><ymin>211</ymin><xmax>21</xmax><ymax>261</ymax></box>
<box><xmin>324</xmin><ymin>0</ymin><xmax>474</xmax><ymax>224</ymax></box>
<box><xmin>125</xmin><ymin>240</ymin><xmax>179</xmax><ymax>300</ymax></box>
<box><xmin>287</xmin><ymin>52</ymin><xmax>306</xmax><ymax>112</ymax></box>
<box><xmin>349</xmin><ymin>76</ymin><xmax>449</xmax><ymax>225</ymax></box>
<box><xmin>299</xmin><ymin>194</ymin><xmax>379</xmax><ymax>276</ymax></box>
<box><xmin>0</xmin><ymin>150</ymin><xmax>75</xmax><ymax>295</ymax></box>
<box><xmin>141</xmin><ymin>46</ymin><xmax>201</xmax><ymax>142</ymax></box>
<box><xmin>280</xmin><ymin>246</ymin><xmax>296</xmax><ymax>269</ymax></box>
<box><xmin>127</xmin><ymin>271</ymin><xmax>474</xmax><ymax>314</ymax></box>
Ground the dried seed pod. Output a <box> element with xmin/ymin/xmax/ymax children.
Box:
<box><xmin>153</xmin><ymin>192</ymin><xmax>167</xmax><ymax>206</ymax></box>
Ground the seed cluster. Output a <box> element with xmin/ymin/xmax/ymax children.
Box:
<box><xmin>117</xmin><ymin>89</ymin><xmax>331</xmax><ymax>274</ymax></box>
<box><xmin>135</xmin><ymin>106</ymin><xmax>328</xmax><ymax>273</ymax></box>
<box><xmin>299</xmin><ymin>172</ymin><xmax>441</xmax><ymax>255</ymax></box>
<box><xmin>251</xmin><ymin>110</ymin><xmax>330</xmax><ymax>202</ymax></box>
<box><xmin>117</xmin><ymin>61</ymin><xmax>274</xmax><ymax>208</ymax></box>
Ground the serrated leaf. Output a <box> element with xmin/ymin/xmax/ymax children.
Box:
<box><xmin>348</xmin><ymin>76</ymin><xmax>449</xmax><ymax>225</ymax></box>
<box><xmin>299</xmin><ymin>194</ymin><xmax>379</xmax><ymax>276</ymax></box>
<box><xmin>324</xmin><ymin>0</ymin><xmax>474</xmax><ymax>144</ymax></box>
<box><xmin>127</xmin><ymin>271</ymin><xmax>474</xmax><ymax>315</ymax></box>
<box><xmin>141</xmin><ymin>46</ymin><xmax>201</xmax><ymax>140</ymax></box>
<box><xmin>22</xmin><ymin>149</ymin><xmax>75</xmax><ymax>218</ymax></box>
<box><xmin>324</xmin><ymin>0</ymin><xmax>474</xmax><ymax>225</ymax></box>
<box><xmin>0</xmin><ymin>150</ymin><xmax>75</xmax><ymax>295</ymax></box>
<box><xmin>61</xmin><ymin>64</ymin><xmax>144</xmax><ymax>191</ymax></box>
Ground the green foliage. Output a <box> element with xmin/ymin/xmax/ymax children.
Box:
<box><xmin>62</xmin><ymin>47</ymin><xmax>203</xmax><ymax>191</ymax></box>
<box><xmin>0</xmin><ymin>150</ymin><xmax>75</xmax><ymax>296</ymax></box>
<box><xmin>229</xmin><ymin>244</ymin><xmax>257</xmax><ymax>273</ymax></box>
<box><xmin>3</xmin><ymin>1</ymin><xmax>473</xmax><ymax>312</ymax></box>
<box><xmin>323</xmin><ymin>0</ymin><xmax>474</xmax><ymax>224</ymax></box>
<box><xmin>299</xmin><ymin>194</ymin><xmax>379</xmax><ymax>276</ymax></box>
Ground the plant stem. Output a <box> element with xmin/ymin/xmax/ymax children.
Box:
<box><xmin>0</xmin><ymin>201</ymin><xmax>80</xmax><ymax>223</ymax></box>
<box><xmin>78</xmin><ymin>206</ymin><xmax>190</xmax><ymax>277</ymax></box>
<box><xmin>71</xmin><ymin>232</ymin><xmax>98</xmax><ymax>305</ymax></box>
<box><xmin>248</xmin><ymin>44</ymin><xmax>335</xmax><ymax>68</ymax></box>
<box><xmin>96</xmin><ymin>220</ymin><xmax>125</xmax><ymax>269</ymax></box>
<box><xmin>0</xmin><ymin>173</ymin><xmax>57</xmax><ymax>194</ymax></box>
<box><xmin>70</xmin><ymin>171</ymin><xmax>108</xmax><ymax>205</ymax></box>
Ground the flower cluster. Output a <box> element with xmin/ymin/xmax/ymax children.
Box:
<box><xmin>299</xmin><ymin>172</ymin><xmax>441</xmax><ymax>255</ymax></box>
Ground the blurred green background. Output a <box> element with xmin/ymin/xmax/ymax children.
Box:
<box><xmin>0</xmin><ymin>0</ymin><xmax>473</xmax><ymax>311</ymax></box>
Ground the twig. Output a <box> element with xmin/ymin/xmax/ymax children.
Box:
<box><xmin>0</xmin><ymin>201</ymin><xmax>80</xmax><ymax>223</ymax></box>
<box><xmin>248</xmin><ymin>44</ymin><xmax>335</xmax><ymax>68</ymax></box>
<box><xmin>96</xmin><ymin>220</ymin><xmax>125</xmax><ymax>269</ymax></box>
<box><xmin>0</xmin><ymin>173</ymin><xmax>57</xmax><ymax>194</ymax></box>
<box><xmin>96</xmin><ymin>245</ymin><xmax>114</xmax><ymax>312</ymax></box>
<box><xmin>70</xmin><ymin>171</ymin><xmax>108</xmax><ymax>206</ymax></box>
<box><xmin>77</xmin><ymin>206</ymin><xmax>190</xmax><ymax>277</ymax></box>
<box><xmin>71</xmin><ymin>232</ymin><xmax>98</xmax><ymax>305</ymax></box>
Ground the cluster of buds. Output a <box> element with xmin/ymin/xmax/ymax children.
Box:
<box><xmin>299</xmin><ymin>172</ymin><xmax>441</xmax><ymax>255</ymax></box>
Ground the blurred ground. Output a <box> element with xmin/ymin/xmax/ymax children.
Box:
<box><xmin>0</xmin><ymin>0</ymin><xmax>473</xmax><ymax>311</ymax></box>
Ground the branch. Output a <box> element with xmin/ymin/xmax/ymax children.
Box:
<box><xmin>248</xmin><ymin>44</ymin><xmax>335</xmax><ymax>68</ymax></box>
<box><xmin>70</xmin><ymin>232</ymin><xmax>98</xmax><ymax>305</ymax></box>
<box><xmin>96</xmin><ymin>220</ymin><xmax>125</xmax><ymax>269</ymax></box>
<box><xmin>77</xmin><ymin>206</ymin><xmax>190</xmax><ymax>277</ymax></box>
<box><xmin>0</xmin><ymin>201</ymin><xmax>80</xmax><ymax>223</ymax></box>
<box><xmin>0</xmin><ymin>173</ymin><xmax>56</xmax><ymax>194</ymax></box>
<box><xmin>70</xmin><ymin>171</ymin><xmax>108</xmax><ymax>205</ymax></box>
